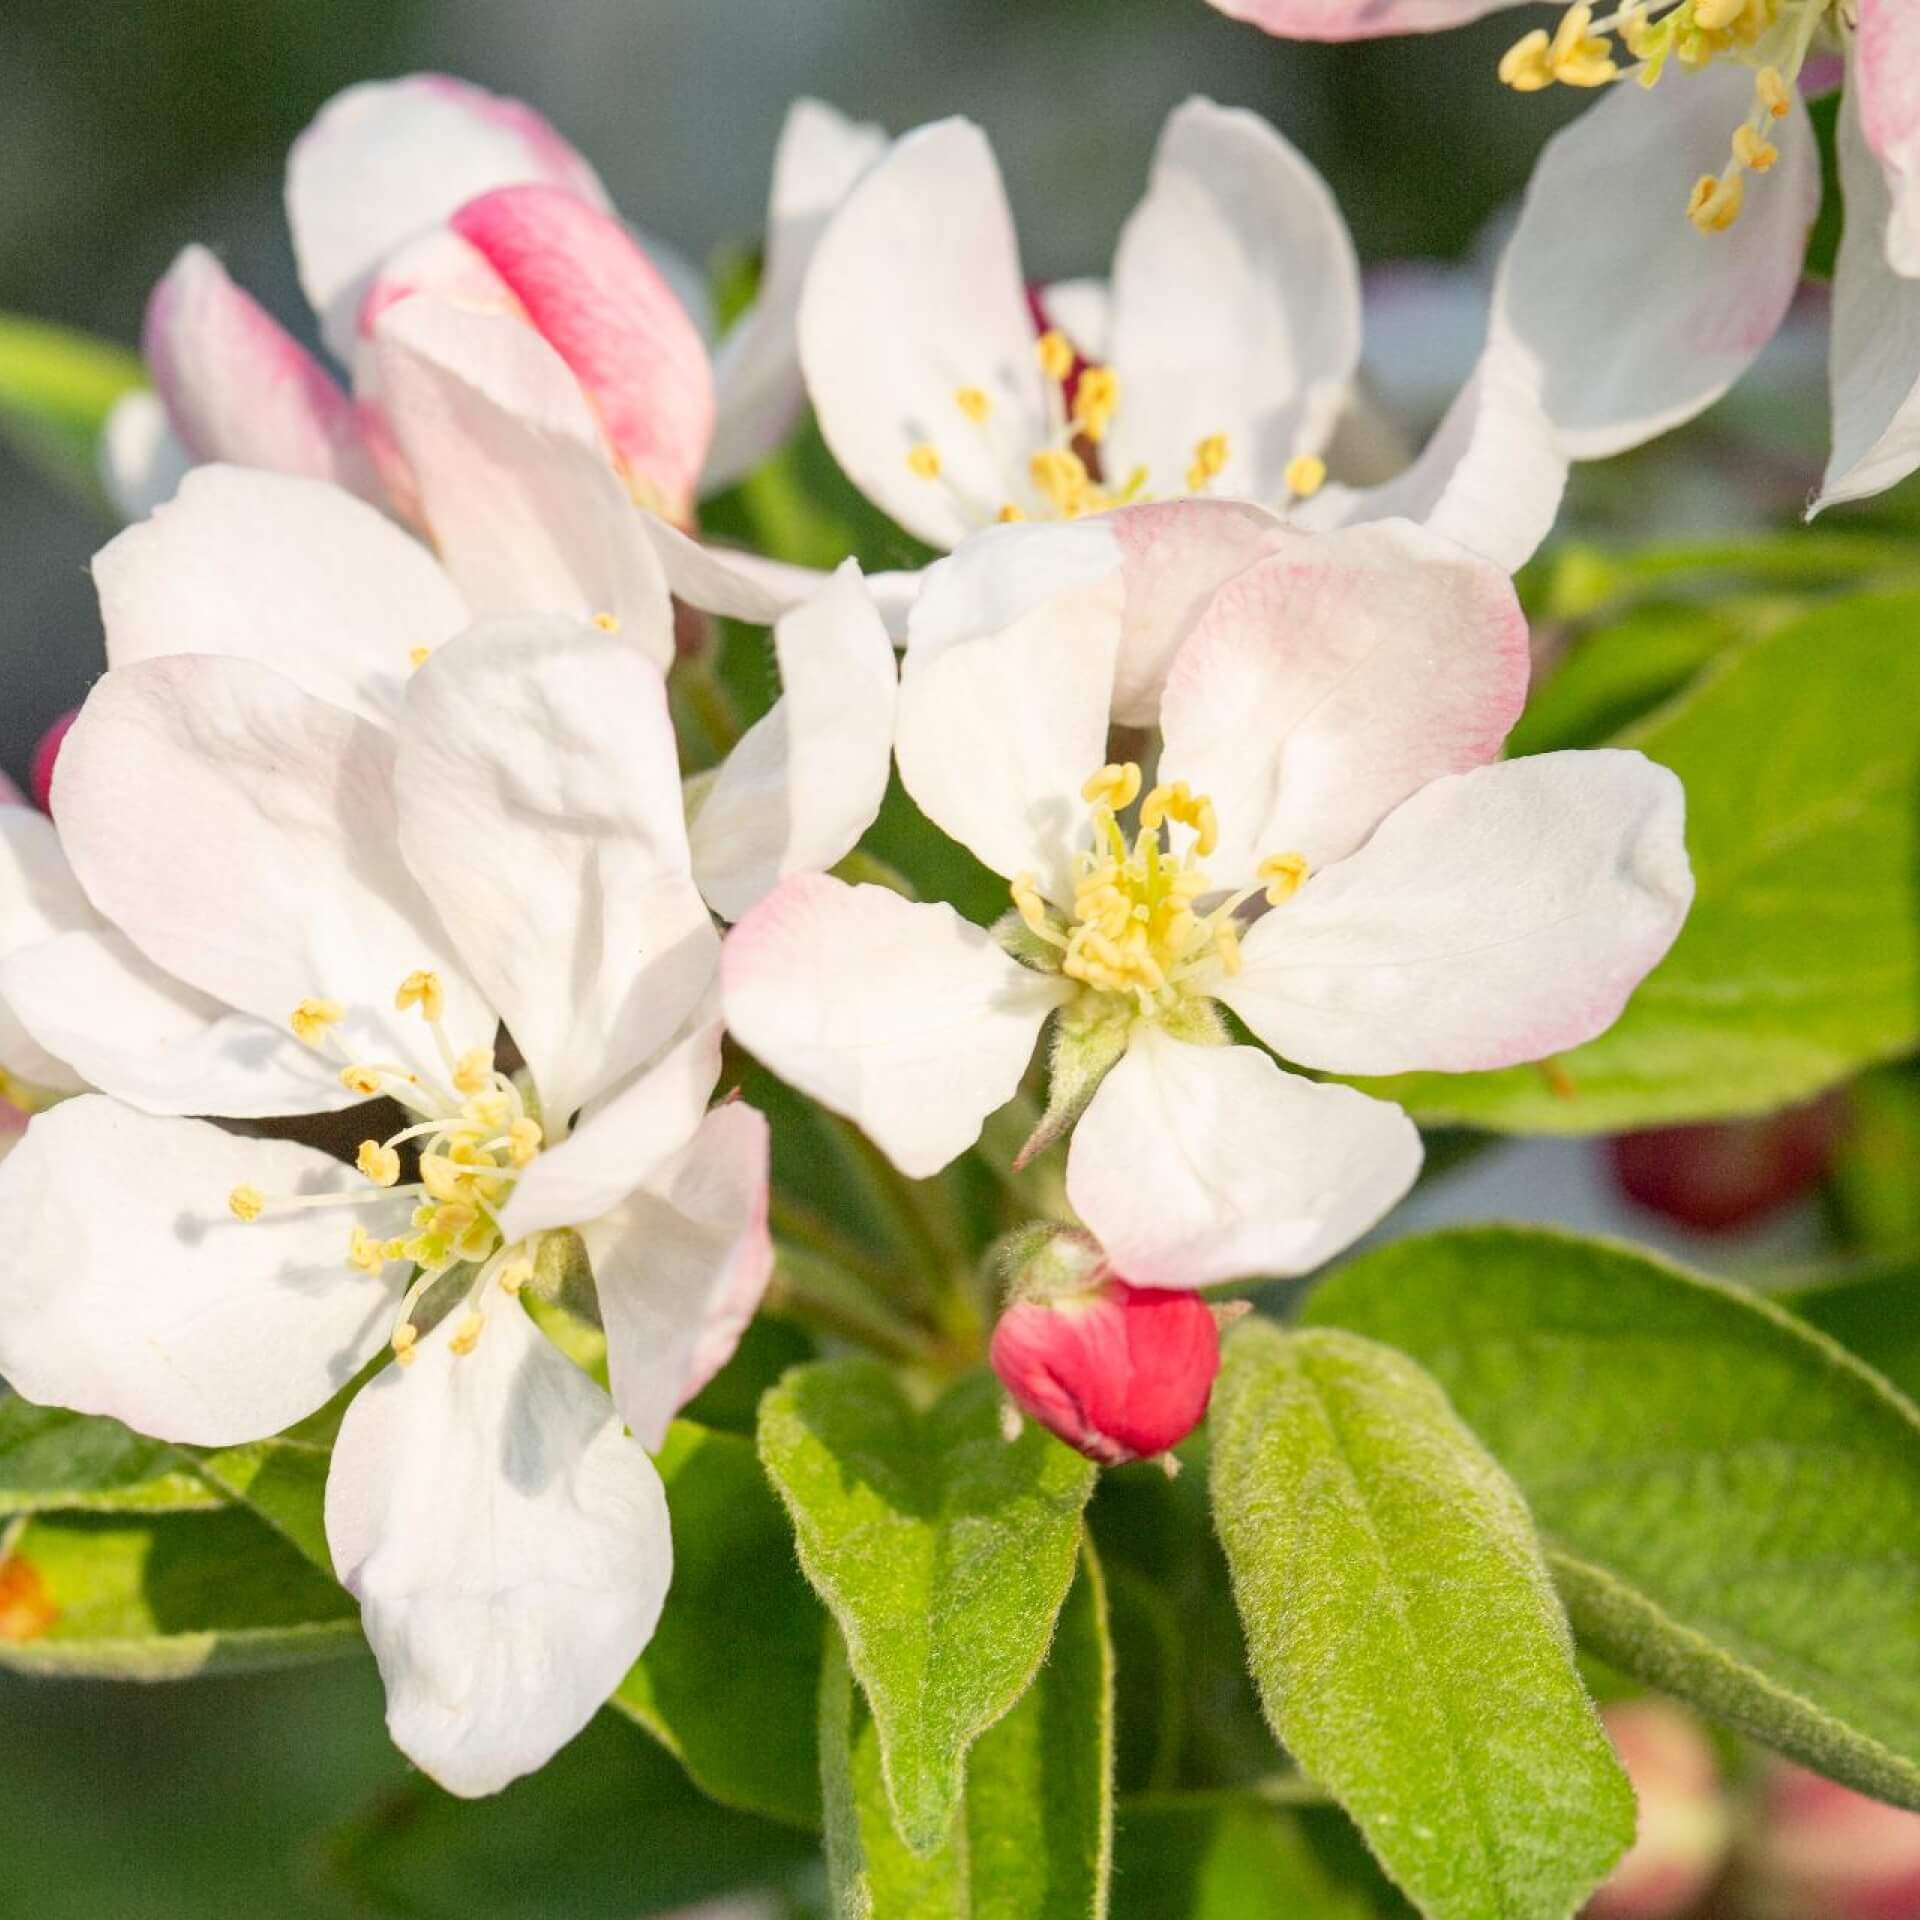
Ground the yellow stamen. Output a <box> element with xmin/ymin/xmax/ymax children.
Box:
<box><xmin>448</xmin><ymin>1312</ymin><xmax>486</xmax><ymax>1357</ymax></box>
<box><xmin>290</xmin><ymin>998</ymin><xmax>345</xmax><ymax>1049</ymax></box>
<box><xmin>1035</xmin><ymin>330</ymin><xmax>1075</xmax><ymax>383</ymax></box>
<box><xmin>408</xmin><ymin>646</ymin><xmax>433</xmax><ymax>670</ymax></box>
<box><xmin>997</xmin><ymin>503</ymin><xmax>1026</xmax><ymax>523</ymax></box>
<box><xmin>1285</xmin><ymin>454</ymin><xmax>1328</xmax><ymax>500</ymax></box>
<box><xmin>499</xmin><ymin>1260</ymin><xmax>533</xmax><ymax>1297</ymax></box>
<box><xmin>357</xmin><ymin>1140</ymin><xmax>401</xmax><ymax>1188</ymax></box>
<box><xmin>228</xmin><ymin>1185</ymin><xmax>265</xmax><ymax>1223</ymax></box>
<box><xmin>391</xmin><ymin>1323</ymin><xmax>418</xmax><ymax>1366</ymax></box>
<box><xmin>347</xmin><ymin>1225</ymin><xmax>388</xmax><ymax>1273</ymax></box>
<box><xmin>1732</xmin><ymin>125</ymin><xmax>1777</xmax><ymax>172</ymax></box>
<box><xmin>1257</xmin><ymin>851</ymin><xmax>1311</xmax><ymax>905</ymax></box>
<box><xmin>452</xmin><ymin>1048</ymin><xmax>494</xmax><ymax>1096</ymax></box>
<box><xmin>394</xmin><ymin>970</ymin><xmax>444</xmax><ymax>1023</ymax></box>
<box><xmin>954</xmin><ymin>385</ymin><xmax>991</xmax><ymax>424</ymax></box>
<box><xmin>591</xmin><ymin>611</ymin><xmax>621</xmax><ymax>633</ymax></box>
<box><xmin>507</xmin><ymin>1118</ymin><xmax>543</xmax><ymax>1167</ymax></box>
<box><xmin>1499</xmin><ymin>27</ymin><xmax>1556</xmax><ymax>90</ymax></box>
<box><xmin>1080</xmin><ymin>762</ymin><xmax>1143</xmax><ymax>811</ymax></box>
<box><xmin>339</xmin><ymin>1064</ymin><xmax>384</xmax><ymax>1096</ymax></box>
<box><xmin>1186</xmin><ymin>432</ymin><xmax>1230</xmax><ymax>493</ymax></box>
<box><xmin>1694</xmin><ymin>0</ymin><xmax>1745</xmax><ymax>26</ymax></box>
<box><xmin>1071</xmin><ymin>366</ymin><xmax>1119</xmax><ymax>444</ymax></box>
<box><xmin>906</xmin><ymin>442</ymin><xmax>942</xmax><ymax>480</ymax></box>
<box><xmin>1030</xmin><ymin>446</ymin><xmax>1092</xmax><ymax>517</ymax></box>
<box><xmin>1756</xmin><ymin>67</ymin><xmax>1790</xmax><ymax>118</ymax></box>
<box><xmin>1687</xmin><ymin>169</ymin><xmax>1745</xmax><ymax>232</ymax></box>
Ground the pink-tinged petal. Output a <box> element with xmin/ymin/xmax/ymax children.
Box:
<box><xmin>581</xmin><ymin>1100</ymin><xmax>774</xmax><ymax>1451</ymax></box>
<box><xmin>371</xmin><ymin>300</ymin><xmax>674</xmax><ymax>658</ymax></box>
<box><xmin>1588</xmin><ymin>1702</ymin><xmax>1732</xmax><ymax>1920</ymax></box>
<box><xmin>896</xmin><ymin>550</ymin><xmax>1123</xmax><ymax>899</ymax></box>
<box><xmin>0</xmin><ymin>809</ymin><xmax>106</xmax><ymax>1095</ymax></box>
<box><xmin>797</xmin><ymin>117</ymin><xmax>1049</xmax><ymax>550</ymax></box>
<box><xmin>56</xmin><ymin>656</ymin><xmax>491</xmax><ymax>1087</ymax></box>
<box><xmin>326</xmin><ymin>1295</ymin><xmax>669</xmax><ymax>1798</ymax></box>
<box><xmin>450</xmin><ymin>186</ymin><xmax>715</xmax><ymax>523</ymax></box>
<box><xmin>722</xmin><ymin>875</ymin><xmax>1068</xmax><ymax>1179</ymax></box>
<box><xmin>99</xmin><ymin>390</ymin><xmax>191</xmax><ymax>521</ymax></box>
<box><xmin>1746</xmin><ymin>1760</ymin><xmax>1920</xmax><ymax>1920</ymax></box>
<box><xmin>1493</xmin><ymin>70</ymin><xmax>1817</xmax><ymax>458</ymax></box>
<box><xmin>288</xmin><ymin>73</ymin><xmax>613</xmax><ymax>364</ymax></box>
<box><xmin>27</xmin><ymin>711</ymin><xmax>75</xmax><ymax>815</ymax></box>
<box><xmin>0</xmin><ymin>1098</ymin><xmax>407</xmax><ymax>1446</ymax></box>
<box><xmin>1203</xmin><ymin>0</ymin><xmax>1530</xmax><ymax>38</ymax></box>
<box><xmin>1106</xmin><ymin>98</ymin><xmax>1361</xmax><ymax>503</ymax></box>
<box><xmin>1815</xmin><ymin>87</ymin><xmax>1920</xmax><ymax>513</ymax></box>
<box><xmin>397</xmin><ymin>617</ymin><xmax>715</xmax><ymax>1123</ymax></box>
<box><xmin>1067</xmin><ymin>1030</ymin><xmax>1422</xmax><ymax>1289</ymax></box>
<box><xmin>1857</xmin><ymin>0</ymin><xmax>1920</xmax><ymax>279</ymax></box>
<box><xmin>639</xmin><ymin>516</ymin><xmax>837</xmax><ymax>627</ymax></box>
<box><xmin>92</xmin><ymin>465</ymin><xmax>469</xmax><ymax>726</ymax></box>
<box><xmin>142</xmin><ymin>246</ymin><xmax>378</xmax><ymax>499</ymax></box>
<box><xmin>1219</xmin><ymin>750</ymin><xmax>1693</xmax><ymax>1076</ymax></box>
<box><xmin>1157</xmin><ymin>517</ymin><xmax>1529</xmax><ymax>878</ymax></box>
<box><xmin>705</xmin><ymin>98</ymin><xmax>889</xmax><ymax>492</ymax></box>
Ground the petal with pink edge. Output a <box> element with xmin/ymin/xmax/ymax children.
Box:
<box><xmin>1202</xmin><ymin>0</ymin><xmax>1529</xmax><ymax>39</ymax></box>
<box><xmin>1857</xmin><ymin>0</ymin><xmax>1920</xmax><ymax>279</ymax></box>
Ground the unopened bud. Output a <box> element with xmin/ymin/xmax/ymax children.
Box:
<box><xmin>1588</xmin><ymin>1701</ymin><xmax>1731</xmax><ymax>1920</ymax></box>
<box><xmin>28</xmin><ymin>709</ymin><xmax>78</xmax><ymax>816</ymax></box>
<box><xmin>1741</xmin><ymin>1761</ymin><xmax>1920</xmax><ymax>1920</ymax></box>
<box><xmin>987</xmin><ymin>1226</ymin><xmax>1221</xmax><ymax>1467</ymax></box>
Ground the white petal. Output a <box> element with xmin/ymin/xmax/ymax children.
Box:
<box><xmin>797</xmin><ymin>117</ymin><xmax>1048</xmax><ymax>549</ymax></box>
<box><xmin>1035</xmin><ymin>277</ymin><xmax>1110</xmax><ymax>364</ymax></box>
<box><xmin>705</xmin><ymin>99</ymin><xmax>889</xmax><ymax>492</ymax></box>
<box><xmin>1493</xmin><ymin>71</ymin><xmax>1818</xmax><ymax>457</ymax></box>
<box><xmin>904</xmin><ymin>517</ymin><xmax>1121</xmax><ymax>669</ymax></box>
<box><xmin>0</xmin><ymin>809</ymin><xmax>97</xmax><ymax>1091</ymax></box>
<box><xmin>497</xmin><ymin>1016</ymin><xmax>723</xmax><ymax>1245</ymax></box>
<box><xmin>372</xmin><ymin>301</ymin><xmax>676</xmax><ymax>664</ymax></box>
<box><xmin>1067</xmin><ymin>1030</ymin><xmax>1422</xmax><ymax>1289</ymax></box>
<box><xmin>56</xmin><ymin>656</ymin><xmax>489</xmax><ymax>1084</ymax></box>
<box><xmin>690</xmin><ymin>560</ymin><xmax>899</xmax><ymax>920</ymax></box>
<box><xmin>582</xmin><ymin>1101</ymin><xmax>774</xmax><ymax>1450</ymax></box>
<box><xmin>1105</xmin><ymin>98</ymin><xmax>1361</xmax><ymax>501</ymax></box>
<box><xmin>93</xmin><ymin>465</ymin><xmax>468</xmax><ymax>726</ymax></box>
<box><xmin>896</xmin><ymin>558</ymin><xmax>1122</xmax><ymax>899</ymax></box>
<box><xmin>722</xmin><ymin>876</ymin><xmax>1066</xmax><ymax>1179</ymax></box>
<box><xmin>1857</xmin><ymin>0</ymin><xmax>1920</xmax><ymax>279</ymax></box>
<box><xmin>639</xmin><ymin>517</ymin><xmax>832</xmax><ymax>626</ymax></box>
<box><xmin>1815</xmin><ymin>85</ymin><xmax>1920</xmax><ymax>513</ymax></box>
<box><xmin>397</xmin><ymin>618</ymin><xmax>717</xmax><ymax>1122</ymax></box>
<box><xmin>325</xmin><ymin>1296</ymin><xmax>669</xmax><ymax>1798</ymax></box>
<box><xmin>1218</xmin><ymin>751</ymin><xmax>1693</xmax><ymax>1076</ymax></box>
<box><xmin>1157</xmin><ymin>517</ymin><xmax>1529</xmax><ymax>878</ymax></box>
<box><xmin>287</xmin><ymin>73</ymin><xmax>614</xmax><ymax>364</ymax></box>
<box><xmin>0</xmin><ymin>1098</ymin><xmax>405</xmax><ymax>1445</ymax></box>
<box><xmin>99</xmin><ymin>390</ymin><xmax>191</xmax><ymax>522</ymax></box>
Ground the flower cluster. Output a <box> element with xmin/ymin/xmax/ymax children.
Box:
<box><xmin>0</xmin><ymin>67</ymin><xmax>1695</xmax><ymax>1797</ymax></box>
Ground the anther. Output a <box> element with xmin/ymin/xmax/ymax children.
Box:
<box><xmin>347</xmin><ymin>1225</ymin><xmax>389</xmax><ymax>1273</ymax></box>
<box><xmin>452</xmin><ymin>1048</ymin><xmax>494</xmax><ymax>1096</ymax></box>
<box><xmin>997</xmin><ymin>503</ymin><xmax>1026</xmax><ymax>523</ymax></box>
<box><xmin>394</xmin><ymin>970</ymin><xmax>445</xmax><ymax>1022</ymax></box>
<box><xmin>1186</xmin><ymin>433</ymin><xmax>1229</xmax><ymax>492</ymax></box>
<box><xmin>954</xmin><ymin>386</ymin><xmax>991</xmax><ymax>424</ymax></box>
<box><xmin>1687</xmin><ymin>169</ymin><xmax>1745</xmax><ymax>232</ymax></box>
<box><xmin>339</xmin><ymin>1064</ymin><xmax>384</xmax><ymax>1096</ymax></box>
<box><xmin>1071</xmin><ymin>367</ymin><xmax>1119</xmax><ymax>443</ymax></box>
<box><xmin>591</xmin><ymin>611</ymin><xmax>621</xmax><ymax>632</ymax></box>
<box><xmin>1756</xmin><ymin>67</ymin><xmax>1790</xmax><ymax>118</ymax></box>
<box><xmin>1694</xmin><ymin>0</ymin><xmax>1744</xmax><ymax>26</ymax></box>
<box><xmin>1030</xmin><ymin>447</ymin><xmax>1091</xmax><ymax>516</ymax></box>
<box><xmin>448</xmin><ymin>1312</ymin><xmax>486</xmax><ymax>1358</ymax></box>
<box><xmin>499</xmin><ymin>1260</ymin><xmax>532</xmax><ymax>1296</ymax></box>
<box><xmin>391</xmin><ymin>1323</ymin><xmax>418</xmax><ymax>1367</ymax></box>
<box><xmin>906</xmin><ymin>443</ymin><xmax>942</xmax><ymax>480</ymax></box>
<box><xmin>357</xmin><ymin>1140</ymin><xmax>402</xmax><ymax>1188</ymax></box>
<box><xmin>1258</xmin><ymin>852</ymin><xmax>1311</xmax><ymax>904</ymax></box>
<box><xmin>508</xmin><ymin>1118</ymin><xmax>542</xmax><ymax>1166</ymax></box>
<box><xmin>1732</xmin><ymin>126</ymin><xmax>1777</xmax><ymax>172</ymax></box>
<box><xmin>1081</xmin><ymin>763</ymin><xmax>1143</xmax><ymax>811</ymax></box>
<box><xmin>408</xmin><ymin>647</ymin><xmax>433</xmax><ymax>670</ymax></box>
<box><xmin>1285</xmin><ymin>454</ymin><xmax>1328</xmax><ymax>499</ymax></box>
<box><xmin>1035</xmin><ymin>330</ymin><xmax>1075</xmax><ymax>383</ymax></box>
<box><xmin>1499</xmin><ymin>28</ymin><xmax>1556</xmax><ymax>90</ymax></box>
<box><xmin>228</xmin><ymin>1185</ymin><xmax>265</xmax><ymax>1223</ymax></box>
<box><xmin>289</xmin><ymin>999</ymin><xmax>345</xmax><ymax>1049</ymax></box>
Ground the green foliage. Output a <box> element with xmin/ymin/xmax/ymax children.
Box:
<box><xmin>0</xmin><ymin>1508</ymin><xmax>360</xmax><ymax>1678</ymax></box>
<box><xmin>0</xmin><ymin>1394</ymin><xmax>219</xmax><ymax>1515</ymax></box>
<box><xmin>1307</xmin><ymin>1227</ymin><xmax>1920</xmax><ymax>1807</ymax></box>
<box><xmin>0</xmin><ymin>313</ymin><xmax>145</xmax><ymax>512</ymax></box>
<box><xmin>759</xmin><ymin>1359</ymin><xmax>1098</xmax><ymax>1854</ymax></box>
<box><xmin>613</xmin><ymin>1421</ymin><xmax>826</xmax><ymax>1829</ymax></box>
<box><xmin>1828</xmin><ymin>1064</ymin><xmax>1920</xmax><ymax>1252</ymax></box>
<box><xmin>1209</xmin><ymin>1323</ymin><xmax>1632</xmax><ymax>1920</ymax></box>
<box><xmin>820</xmin><ymin>1544</ymin><xmax>1113</xmax><ymax>1918</ymax></box>
<box><xmin>1357</xmin><ymin>590</ymin><xmax>1920</xmax><ymax>1132</ymax></box>
<box><xmin>1785</xmin><ymin>1259</ymin><xmax>1920</xmax><ymax>1403</ymax></box>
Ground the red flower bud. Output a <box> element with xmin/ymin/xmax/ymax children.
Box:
<box><xmin>989</xmin><ymin>1229</ymin><xmax>1221</xmax><ymax>1466</ymax></box>
<box><xmin>1587</xmin><ymin>1701</ymin><xmax>1732</xmax><ymax>1920</ymax></box>
<box><xmin>29</xmin><ymin>708</ymin><xmax>77</xmax><ymax>817</ymax></box>
<box><xmin>1742</xmin><ymin>1763</ymin><xmax>1920</xmax><ymax>1920</ymax></box>
<box><xmin>1607</xmin><ymin>1095</ymin><xmax>1846</xmax><ymax>1235</ymax></box>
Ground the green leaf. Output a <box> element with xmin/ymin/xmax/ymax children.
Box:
<box><xmin>1306</xmin><ymin>1227</ymin><xmax>1920</xmax><ymax>1809</ymax></box>
<box><xmin>0</xmin><ymin>1508</ymin><xmax>360</xmax><ymax>1678</ymax></box>
<box><xmin>329</xmin><ymin>1708</ymin><xmax>814</xmax><ymax>1919</ymax></box>
<box><xmin>1356</xmin><ymin>590</ymin><xmax>1920</xmax><ymax>1133</ymax></box>
<box><xmin>0</xmin><ymin>1393</ymin><xmax>222</xmax><ymax>1515</ymax></box>
<box><xmin>821</xmin><ymin>1543</ymin><xmax>1114</xmax><ymax>1918</ymax></box>
<box><xmin>1784</xmin><ymin>1259</ymin><xmax>1920</xmax><ymax>1404</ymax></box>
<box><xmin>759</xmin><ymin>1359</ymin><xmax>1098</xmax><ymax>1854</ymax></box>
<box><xmin>0</xmin><ymin>313</ymin><xmax>145</xmax><ymax>511</ymax></box>
<box><xmin>613</xmin><ymin>1420</ymin><xmax>825</xmax><ymax>1830</ymax></box>
<box><xmin>1209</xmin><ymin>1322</ymin><xmax>1632</xmax><ymax>1920</ymax></box>
<box><xmin>1111</xmin><ymin>1797</ymin><xmax>1414</xmax><ymax>1919</ymax></box>
<box><xmin>1829</xmin><ymin>1064</ymin><xmax>1920</xmax><ymax>1253</ymax></box>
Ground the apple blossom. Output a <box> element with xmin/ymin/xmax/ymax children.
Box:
<box><xmin>726</xmin><ymin>506</ymin><xmax>1692</xmax><ymax>1285</ymax></box>
<box><xmin>1589</xmin><ymin>1700</ymin><xmax>1733</xmax><ymax>1920</ymax></box>
<box><xmin>0</xmin><ymin>620</ymin><xmax>778</xmax><ymax>1796</ymax></box>
<box><xmin>796</xmin><ymin>97</ymin><xmax>1568</xmax><ymax>576</ymax></box>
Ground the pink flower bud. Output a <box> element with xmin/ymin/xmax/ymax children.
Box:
<box><xmin>989</xmin><ymin>1229</ymin><xmax>1221</xmax><ymax>1466</ymax></box>
<box><xmin>1607</xmin><ymin>1095</ymin><xmax>1846</xmax><ymax>1234</ymax></box>
<box><xmin>1587</xmin><ymin>1701</ymin><xmax>1731</xmax><ymax>1920</ymax></box>
<box><xmin>28</xmin><ymin>709</ymin><xmax>77</xmax><ymax>816</ymax></box>
<box><xmin>1743</xmin><ymin>1763</ymin><xmax>1920</xmax><ymax>1920</ymax></box>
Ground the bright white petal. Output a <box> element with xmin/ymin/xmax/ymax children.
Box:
<box><xmin>1106</xmin><ymin>98</ymin><xmax>1361</xmax><ymax>501</ymax></box>
<box><xmin>93</xmin><ymin>465</ymin><xmax>468</xmax><ymax>725</ymax></box>
<box><xmin>1857</xmin><ymin>0</ymin><xmax>1920</xmax><ymax>278</ymax></box>
<box><xmin>397</xmin><ymin>618</ymin><xmax>716</xmax><ymax>1122</ymax></box>
<box><xmin>0</xmin><ymin>1098</ymin><xmax>405</xmax><ymax>1445</ymax></box>
<box><xmin>1067</xmin><ymin>1030</ymin><xmax>1422</xmax><ymax>1288</ymax></box>
<box><xmin>1219</xmin><ymin>750</ymin><xmax>1693</xmax><ymax>1075</ymax></box>
<box><xmin>797</xmin><ymin>117</ymin><xmax>1048</xmax><ymax>549</ymax></box>
<box><xmin>904</xmin><ymin>517</ymin><xmax>1121</xmax><ymax>669</ymax></box>
<box><xmin>326</xmin><ymin>1296</ymin><xmax>669</xmax><ymax>1798</ymax></box>
<box><xmin>639</xmin><ymin>517</ymin><xmax>831</xmax><ymax>627</ymax></box>
<box><xmin>99</xmin><ymin>390</ymin><xmax>191</xmax><ymax>522</ymax></box>
<box><xmin>705</xmin><ymin>99</ymin><xmax>889</xmax><ymax>491</ymax></box>
<box><xmin>1815</xmin><ymin>86</ymin><xmax>1920</xmax><ymax>512</ymax></box>
<box><xmin>722</xmin><ymin>876</ymin><xmax>1066</xmax><ymax>1178</ymax></box>
<box><xmin>1493</xmin><ymin>72</ymin><xmax>1818</xmax><ymax>457</ymax></box>
<box><xmin>582</xmin><ymin>1101</ymin><xmax>774</xmax><ymax>1451</ymax></box>
<box><xmin>1157</xmin><ymin>517</ymin><xmax>1529</xmax><ymax>878</ymax></box>
<box><xmin>287</xmin><ymin>73</ymin><xmax>613</xmax><ymax>364</ymax></box>
<box><xmin>497</xmin><ymin>1016</ymin><xmax>723</xmax><ymax>1245</ymax></box>
<box><xmin>56</xmin><ymin>656</ymin><xmax>489</xmax><ymax>1084</ymax></box>
<box><xmin>1035</xmin><ymin>277</ymin><xmax>1110</xmax><ymax>364</ymax></box>
<box><xmin>896</xmin><ymin>560</ymin><xmax>1122</xmax><ymax>899</ymax></box>
<box><xmin>373</xmin><ymin>300</ymin><xmax>675</xmax><ymax>663</ymax></box>
<box><xmin>690</xmin><ymin>560</ymin><xmax>898</xmax><ymax>921</ymax></box>
<box><xmin>0</xmin><ymin>810</ymin><xmax>97</xmax><ymax>1091</ymax></box>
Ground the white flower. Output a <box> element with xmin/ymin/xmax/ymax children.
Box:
<box><xmin>724</xmin><ymin>510</ymin><xmax>1694</xmax><ymax>1288</ymax></box>
<box><xmin>795</xmin><ymin>96</ymin><xmax>1567</xmax><ymax>576</ymax></box>
<box><xmin>0</xmin><ymin>624</ymin><xmax>781</xmax><ymax>1796</ymax></box>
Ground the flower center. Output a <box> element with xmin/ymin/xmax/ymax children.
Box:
<box><xmin>1009</xmin><ymin>762</ymin><xmax>1309</xmax><ymax>1017</ymax></box>
<box><xmin>903</xmin><ymin>331</ymin><xmax>1328</xmax><ymax>530</ymax></box>
<box><xmin>227</xmin><ymin>969</ymin><xmax>546</xmax><ymax>1364</ymax></box>
<box><xmin>1498</xmin><ymin>2</ymin><xmax>1844</xmax><ymax>232</ymax></box>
